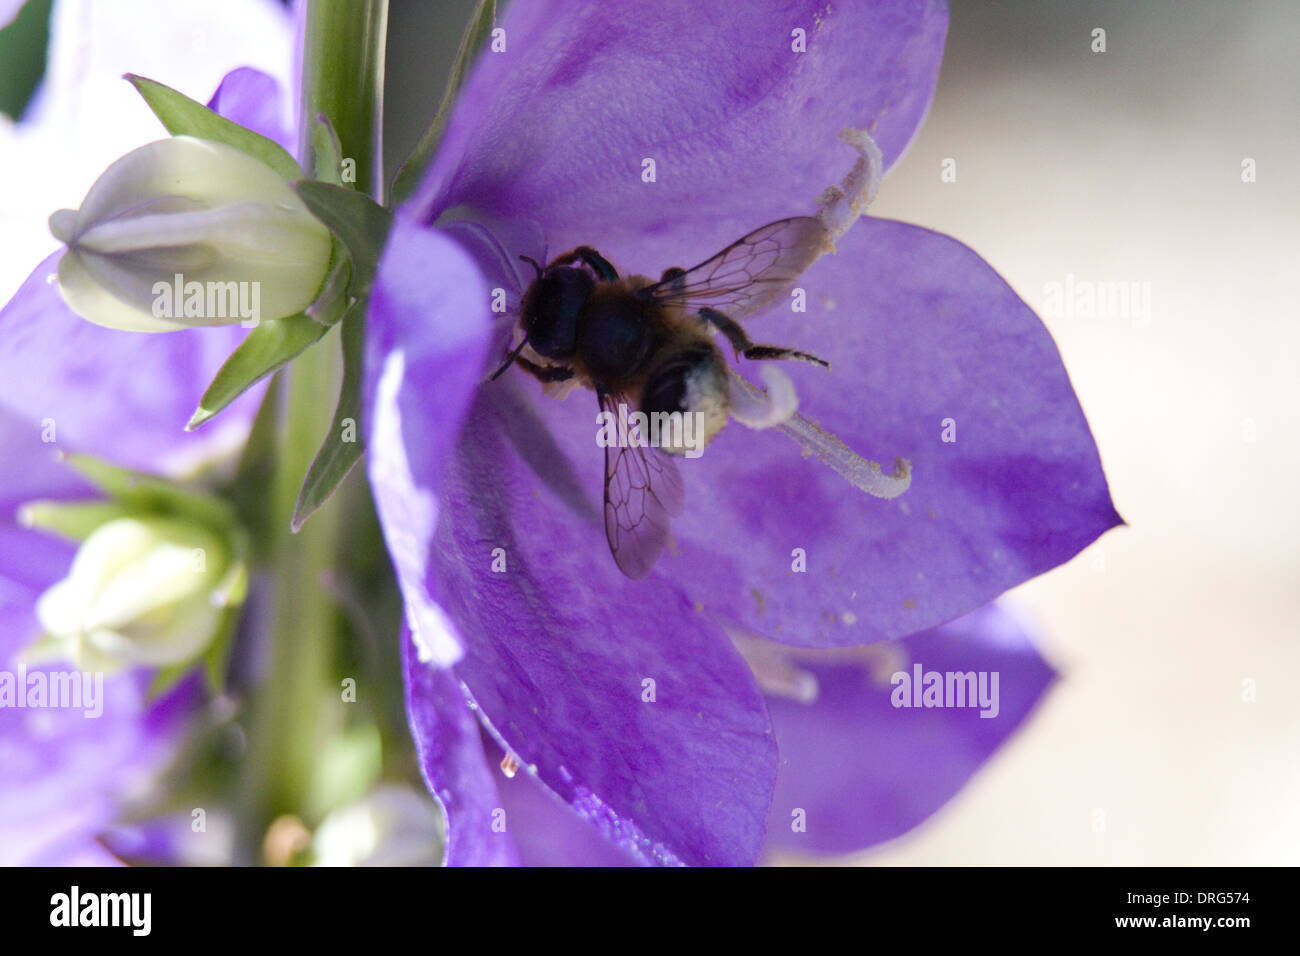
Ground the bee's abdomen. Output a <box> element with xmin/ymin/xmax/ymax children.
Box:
<box><xmin>640</xmin><ymin>344</ymin><xmax>712</xmax><ymax>415</ymax></box>
<box><xmin>640</xmin><ymin>342</ymin><xmax>730</xmax><ymax>453</ymax></box>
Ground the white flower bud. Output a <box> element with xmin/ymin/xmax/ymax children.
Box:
<box><xmin>49</xmin><ymin>136</ymin><xmax>331</xmax><ymax>332</ymax></box>
<box><xmin>34</xmin><ymin>516</ymin><xmax>231</xmax><ymax>673</ymax></box>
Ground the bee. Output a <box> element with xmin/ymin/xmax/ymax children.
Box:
<box><xmin>491</xmin><ymin>217</ymin><xmax>832</xmax><ymax>579</ymax></box>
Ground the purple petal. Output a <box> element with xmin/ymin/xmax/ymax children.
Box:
<box><xmin>0</xmin><ymin>405</ymin><xmax>86</xmax><ymax>605</ymax></box>
<box><xmin>484</xmin><ymin>735</ymin><xmax>641</xmax><ymax>867</ymax></box>
<box><xmin>762</xmin><ymin>603</ymin><xmax>1056</xmax><ymax>855</ymax></box>
<box><xmin>0</xmin><ymin>672</ymin><xmax>197</xmax><ymax>866</ymax></box>
<box><xmin>205</xmin><ymin>66</ymin><xmax>293</xmax><ymax>152</ymax></box>
<box><xmin>367</xmin><ymin>223</ymin><xmax>779</xmax><ymax>865</ymax></box>
<box><xmin>402</xmin><ymin>629</ymin><xmax>519</xmax><ymax>866</ymax></box>
<box><xmin>0</xmin><ymin>252</ymin><xmax>262</xmax><ymax>475</ymax></box>
<box><xmin>100</xmin><ymin>810</ymin><xmax>235</xmax><ymax>866</ymax></box>
<box><xmin>668</xmin><ymin>220</ymin><xmax>1123</xmax><ymax>644</ymax></box>
<box><xmin>0</xmin><ymin>306</ymin><xmax>235</xmax><ymax>858</ymax></box>
<box><xmin>364</xmin><ymin>220</ymin><xmax>494</xmax><ymax>667</ymax></box>
<box><xmin>411</xmin><ymin>0</ymin><xmax>946</xmax><ymax>265</ymax></box>
<box><xmin>421</xmin><ymin>383</ymin><xmax>779</xmax><ymax>866</ymax></box>
<box><xmin>516</xmin><ymin>219</ymin><xmax>1121</xmax><ymax>646</ymax></box>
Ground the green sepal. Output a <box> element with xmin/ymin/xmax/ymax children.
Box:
<box><xmin>61</xmin><ymin>453</ymin><xmax>240</xmax><ymax>534</ymax></box>
<box><xmin>147</xmin><ymin>657</ymin><xmax>196</xmax><ymax>699</ymax></box>
<box><xmin>310</xmin><ymin>113</ymin><xmax>345</xmax><ymax>186</ymax></box>
<box><xmin>186</xmin><ymin>314</ymin><xmax>329</xmax><ymax>431</ymax></box>
<box><xmin>201</xmin><ymin>607</ymin><xmax>239</xmax><ymax>697</ymax></box>
<box><xmin>292</xmin><ymin>300</ymin><xmax>366</xmax><ymax>532</ymax></box>
<box><xmin>391</xmin><ymin>0</ymin><xmax>496</xmax><ymax>204</ymax></box>
<box><xmin>293</xmin><ymin>180</ymin><xmax>392</xmax><ymax>300</ymax></box>
<box><xmin>305</xmin><ymin>243</ymin><xmax>352</xmax><ymax>327</ymax></box>
<box><xmin>16</xmin><ymin>499</ymin><xmax>133</xmax><ymax>541</ymax></box>
<box><xmin>125</xmin><ymin>73</ymin><xmax>301</xmax><ymax>180</ymax></box>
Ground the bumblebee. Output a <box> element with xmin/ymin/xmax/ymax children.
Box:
<box><xmin>492</xmin><ymin>217</ymin><xmax>832</xmax><ymax>578</ymax></box>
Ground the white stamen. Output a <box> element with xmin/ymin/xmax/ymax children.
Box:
<box><xmin>728</xmin><ymin>629</ymin><xmax>820</xmax><ymax>704</ymax></box>
<box><xmin>816</xmin><ymin>128</ymin><xmax>884</xmax><ymax>245</ymax></box>
<box><xmin>777</xmin><ymin>405</ymin><xmax>912</xmax><ymax>500</ymax></box>
<box><xmin>727</xmin><ymin>366</ymin><xmax>799</xmax><ymax>428</ymax></box>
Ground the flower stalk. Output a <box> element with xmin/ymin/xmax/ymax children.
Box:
<box><xmin>240</xmin><ymin>0</ymin><xmax>388</xmax><ymax>862</ymax></box>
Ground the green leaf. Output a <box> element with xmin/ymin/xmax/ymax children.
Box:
<box><xmin>0</xmin><ymin>0</ymin><xmax>52</xmax><ymax>120</ymax></box>
<box><xmin>293</xmin><ymin>180</ymin><xmax>392</xmax><ymax>299</ymax></box>
<box><xmin>292</xmin><ymin>300</ymin><xmax>366</xmax><ymax>532</ymax></box>
<box><xmin>126</xmin><ymin>73</ymin><xmax>301</xmax><ymax>180</ymax></box>
<box><xmin>187</xmin><ymin>313</ymin><xmax>328</xmax><ymax>430</ymax></box>
<box><xmin>391</xmin><ymin>0</ymin><xmax>496</xmax><ymax>204</ymax></box>
<box><xmin>62</xmin><ymin>453</ymin><xmax>239</xmax><ymax>534</ymax></box>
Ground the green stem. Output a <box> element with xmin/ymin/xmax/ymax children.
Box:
<box><xmin>299</xmin><ymin>0</ymin><xmax>389</xmax><ymax>200</ymax></box>
<box><xmin>240</xmin><ymin>0</ymin><xmax>388</xmax><ymax>863</ymax></box>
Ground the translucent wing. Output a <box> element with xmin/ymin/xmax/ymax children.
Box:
<box><xmin>641</xmin><ymin>216</ymin><xmax>830</xmax><ymax>321</ymax></box>
<box><xmin>601</xmin><ymin>391</ymin><xmax>685</xmax><ymax>579</ymax></box>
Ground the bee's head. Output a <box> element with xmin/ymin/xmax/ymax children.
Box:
<box><xmin>519</xmin><ymin>264</ymin><xmax>593</xmax><ymax>360</ymax></box>
<box><xmin>640</xmin><ymin>344</ymin><xmax>730</xmax><ymax>456</ymax></box>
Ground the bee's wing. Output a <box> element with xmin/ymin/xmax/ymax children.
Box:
<box><xmin>642</xmin><ymin>216</ymin><xmax>830</xmax><ymax>321</ymax></box>
<box><xmin>600</xmin><ymin>391</ymin><xmax>685</xmax><ymax>579</ymax></box>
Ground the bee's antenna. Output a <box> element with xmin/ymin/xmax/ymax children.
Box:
<box><xmin>489</xmin><ymin>335</ymin><xmax>530</xmax><ymax>381</ymax></box>
<box><xmin>519</xmin><ymin>254</ymin><xmax>543</xmax><ymax>279</ymax></box>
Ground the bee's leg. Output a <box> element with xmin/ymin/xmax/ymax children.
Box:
<box><xmin>551</xmin><ymin>246</ymin><xmax>618</xmax><ymax>282</ymax></box>
<box><xmin>515</xmin><ymin>356</ymin><xmax>576</xmax><ymax>383</ymax></box>
<box><xmin>698</xmin><ymin>307</ymin><xmax>830</xmax><ymax>369</ymax></box>
<box><xmin>741</xmin><ymin>345</ymin><xmax>830</xmax><ymax>368</ymax></box>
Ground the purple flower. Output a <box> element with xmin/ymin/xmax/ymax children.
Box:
<box><xmin>412</xmin><ymin>602</ymin><xmax>1056</xmax><ymax>865</ymax></box>
<box><xmin>0</xmin><ymin>0</ymin><xmax>294</xmax><ymax>861</ymax></box>
<box><xmin>0</xmin><ymin>281</ymin><xmax>249</xmax><ymax>860</ymax></box>
<box><xmin>365</xmin><ymin>1</ymin><xmax>1118</xmax><ymax>864</ymax></box>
